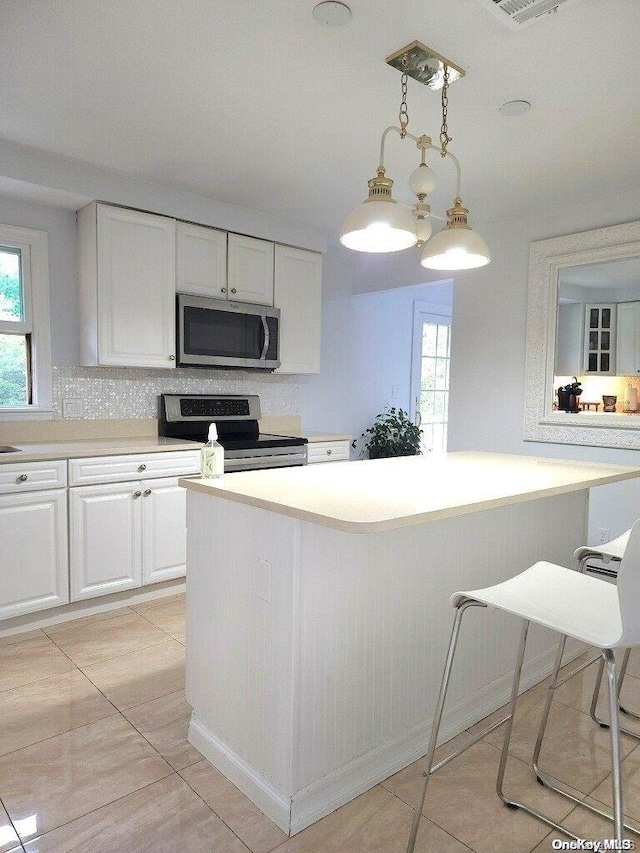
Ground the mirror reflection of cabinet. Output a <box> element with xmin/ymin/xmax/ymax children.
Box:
<box><xmin>617</xmin><ymin>301</ymin><xmax>640</xmax><ymax>375</ymax></box>
<box><xmin>555</xmin><ymin>303</ymin><xmax>584</xmax><ymax>375</ymax></box>
<box><xmin>583</xmin><ymin>303</ymin><xmax>616</xmax><ymax>374</ymax></box>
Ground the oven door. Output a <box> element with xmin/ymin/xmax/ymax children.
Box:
<box><xmin>177</xmin><ymin>295</ymin><xmax>280</xmax><ymax>370</ymax></box>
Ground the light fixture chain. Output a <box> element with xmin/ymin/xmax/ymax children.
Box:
<box><xmin>399</xmin><ymin>52</ymin><xmax>409</xmax><ymax>138</ymax></box>
<box><xmin>440</xmin><ymin>63</ymin><xmax>452</xmax><ymax>157</ymax></box>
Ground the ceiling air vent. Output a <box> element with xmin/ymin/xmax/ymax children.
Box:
<box><xmin>476</xmin><ymin>0</ymin><xmax>581</xmax><ymax>29</ymax></box>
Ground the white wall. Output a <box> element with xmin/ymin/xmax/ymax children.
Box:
<box><xmin>300</xmin><ymin>241</ymin><xmax>452</xmax><ymax>449</ymax></box>
<box><xmin>447</xmin><ymin>187</ymin><xmax>640</xmax><ymax>543</ymax></box>
<box><xmin>0</xmin><ymin>195</ymin><xmax>78</xmax><ymax>366</ymax></box>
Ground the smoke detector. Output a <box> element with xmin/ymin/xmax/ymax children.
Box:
<box><xmin>475</xmin><ymin>0</ymin><xmax>583</xmax><ymax>29</ymax></box>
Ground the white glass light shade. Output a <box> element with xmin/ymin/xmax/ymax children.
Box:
<box><xmin>415</xmin><ymin>216</ymin><xmax>432</xmax><ymax>245</ymax></box>
<box><xmin>339</xmin><ymin>200</ymin><xmax>418</xmax><ymax>253</ymax></box>
<box><xmin>408</xmin><ymin>163</ymin><xmax>436</xmax><ymax>197</ymax></box>
<box><xmin>420</xmin><ymin>226</ymin><xmax>491</xmax><ymax>270</ymax></box>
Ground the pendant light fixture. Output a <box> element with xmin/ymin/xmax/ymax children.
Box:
<box><xmin>339</xmin><ymin>41</ymin><xmax>491</xmax><ymax>271</ymax></box>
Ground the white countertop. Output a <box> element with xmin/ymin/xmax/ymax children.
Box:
<box><xmin>0</xmin><ymin>436</ymin><xmax>202</xmax><ymax>463</ymax></box>
<box><xmin>180</xmin><ymin>451</ymin><xmax>640</xmax><ymax>533</ymax></box>
<box><xmin>289</xmin><ymin>431</ymin><xmax>352</xmax><ymax>443</ymax></box>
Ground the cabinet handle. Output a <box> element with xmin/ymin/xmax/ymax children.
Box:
<box><xmin>168</xmin><ymin>354</ymin><xmax>175</xmax><ymax>361</ymax></box>
<box><xmin>143</xmin><ymin>489</ymin><xmax>152</xmax><ymax>497</ymax></box>
<box><xmin>138</xmin><ymin>464</ymin><xmax>147</xmax><ymax>472</ymax></box>
<box><xmin>133</xmin><ymin>490</ymin><xmax>142</xmax><ymax>499</ymax></box>
<box><xmin>326</xmin><ymin>449</ymin><xmax>332</xmax><ymax>455</ymax></box>
<box><xmin>230</xmin><ymin>288</ymin><xmax>237</xmax><ymax>294</ymax></box>
<box><xmin>221</xmin><ymin>287</ymin><xmax>227</xmax><ymax>293</ymax></box>
<box><xmin>17</xmin><ymin>474</ymin><xmax>28</xmax><ymax>483</ymax></box>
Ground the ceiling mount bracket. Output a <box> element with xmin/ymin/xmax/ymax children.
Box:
<box><xmin>386</xmin><ymin>41</ymin><xmax>465</xmax><ymax>91</ymax></box>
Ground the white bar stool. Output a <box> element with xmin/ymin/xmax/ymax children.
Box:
<box><xmin>406</xmin><ymin>520</ymin><xmax>640</xmax><ymax>853</ymax></box>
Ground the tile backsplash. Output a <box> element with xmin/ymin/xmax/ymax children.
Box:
<box><xmin>52</xmin><ymin>366</ymin><xmax>301</xmax><ymax>420</ymax></box>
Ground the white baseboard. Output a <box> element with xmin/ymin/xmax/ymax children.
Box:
<box><xmin>188</xmin><ymin>638</ymin><xmax>585</xmax><ymax>836</ymax></box>
<box><xmin>0</xmin><ymin>578</ymin><xmax>185</xmax><ymax>638</ymax></box>
<box><xmin>188</xmin><ymin>715</ymin><xmax>292</xmax><ymax>834</ymax></box>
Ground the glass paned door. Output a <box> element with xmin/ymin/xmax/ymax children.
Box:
<box><xmin>411</xmin><ymin>304</ymin><xmax>452</xmax><ymax>455</ymax></box>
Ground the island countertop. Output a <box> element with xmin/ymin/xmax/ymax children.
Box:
<box><xmin>179</xmin><ymin>451</ymin><xmax>640</xmax><ymax>533</ymax></box>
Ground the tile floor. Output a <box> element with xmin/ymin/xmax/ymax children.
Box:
<box><xmin>1</xmin><ymin>595</ymin><xmax>640</xmax><ymax>851</ymax></box>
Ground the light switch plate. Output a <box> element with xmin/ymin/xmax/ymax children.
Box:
<box><xmin>62</xmin><ymin>398</ymin><xmax>84</xmax><ymax>418</ymax></box>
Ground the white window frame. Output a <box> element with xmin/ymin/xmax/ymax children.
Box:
<box><xmin>0</xmin><ymin>223</ymin><xmax>52</xmax><ymax>419</ymax></box>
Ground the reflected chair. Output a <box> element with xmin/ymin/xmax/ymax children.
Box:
<box><xmin>574</xmin><ymin>530</ymin><xmax>639</xmax><ymax>731</ymax></box>
<box><xmin>406</xmin><ymin>520</ymin><xmax>640</xmax><ymax>853</ymax></box>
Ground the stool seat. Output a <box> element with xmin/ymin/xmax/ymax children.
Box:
<box><xmin>575</xmin><ymin>530</ymin><xmax>630</xmax><ymax>563</ymax></box>
<box><xmin>452</xmin><ymin>562</ymin><xmax>623</xmax><ymax>648</ymax></box>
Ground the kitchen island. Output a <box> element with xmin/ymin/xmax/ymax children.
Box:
<box><xmin>179</xmin><ymin>452</ymin><xmax>640</xmax><ymax>835</ymax></box>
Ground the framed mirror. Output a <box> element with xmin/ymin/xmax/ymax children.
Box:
<box><xmin>524</xmin><ymin>219</ymin><xmax>640</xmax><ymax>449</ymax></box>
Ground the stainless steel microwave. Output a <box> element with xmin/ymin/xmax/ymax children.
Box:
<box><xmin>177</xmin><ymin>294</ymin><xmax>280</xmax><ymax>370</ymax></box>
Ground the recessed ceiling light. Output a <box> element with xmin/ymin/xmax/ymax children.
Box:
<box><xmin>498</xmin><ymin>100</ymin><xmax>532</xmax><ymax>117</ymax></box>
<box><xmin>312</xmin><ymin>1</ymin><xmax>352</xmax><ymax>27</ymax></box>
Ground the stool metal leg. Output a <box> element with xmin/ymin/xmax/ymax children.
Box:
<box><xmin>605</xmin><ymin>648</ymin><xmax>625</xmax><ymax>842</ymax></box>
<box><xmin>406</xmin><ymin>599</ymin><xmax>483</xmax><ymax>853</ymax></box>
<box><xmin>496</xmin><ymin>620</ymin><xmax>529</xmax><ymax>806</ymax></box>
<box><xmin>533</xmin><ymin>644</ymin><xmax>637</xmax><ymax>836</ymax></box>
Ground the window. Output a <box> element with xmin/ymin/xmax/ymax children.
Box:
<box><xmin>0</xmin><ymin>224</ymin><xmax>51</xmax><ymax>417</ymax></box>
<box><xmin>411</xmin><ymin>302</ymin><xmax>452</xmax><ymax>455</ymax></box>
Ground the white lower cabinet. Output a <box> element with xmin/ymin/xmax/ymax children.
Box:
<box><xmin>0</xmin><ymin>489</ymin><xmax>69</xmax><ymax>620</ymax></box>
<box><xmin>142</xmin><ymin>478</ymin><xmax>188</xmax><ymax>585</ymax></box>
<box><xmin>306</xmin><ymin>439</ymin><xmax>351</xmax><ymax>464</ymax></box>
<box><xmin>70</xmin><ymin>481</ymin><xmax>143</xmax><ymax>601</ymax></box>
<box><xmin>70</xmin><ymin>476</ymin><xmax>189</xmax><ymax>601</ymax></box>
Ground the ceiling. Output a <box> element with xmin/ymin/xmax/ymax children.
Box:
<box><xmin>0</xmin><ymin>0</ymin><xmax>639</xmax><ymax>234</ymax></box>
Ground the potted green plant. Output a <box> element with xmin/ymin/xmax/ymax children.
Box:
<box><xmin>353</xmin><ymin>407</ymin><xmax>422</xmax><ymax>459</ymax></box>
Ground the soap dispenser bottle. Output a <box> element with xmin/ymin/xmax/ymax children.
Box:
<box><xmin>200</xmin><ymin>423</ymin><xmax>224</xmax><ymax>479</ymax></box>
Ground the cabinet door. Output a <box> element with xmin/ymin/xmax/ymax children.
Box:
<box><xmin>227</xmin><ymin>234</ymin><xmax>274</xmax><ymax>305</ymax></box>
<box><xmin>0</xmin><ymin>490</ymin><xmax>69</xmax><ymax>620</ymax></box>
<box><xmin>583</xmin><ymin>304</ymin><xmax>616</xmax><ymax>375</ymax></box>
<box><xmin>274</xmin><ymin>245</ymin><xmax>322</xmax><ymax>374</ymax></box>
<box><xmin>97</xmin><ymin>205</ymin><xmax>176</xmax><ymax>368</ymax></box>
<box><xmin>616</xmin><ymin>302</ymin><xmax>640</xmax><ymax>376</ymax></box>
<box><xmin>141</xmin><ymin>477</ymin><xmax>188</xmax><ymax>585</ymax></box>
<box><xmin>555</xmin><ymin>303</ymin><xmax>584</xmax><ymax>376</ymax></box>
<box><xmin>176</xmin><ymin>222</ymin><xmax>227</xmax><ymax>299</ymax></box>
<box><xmin>70</xmin><ymin>482</ymin><xmax>142</xmax><ymax>601</ymax></box>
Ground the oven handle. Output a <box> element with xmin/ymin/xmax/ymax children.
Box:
<box><xmin>260</xmin><ymin>315</ymin><xmax>270</xmax><ymax>360</ymax></box>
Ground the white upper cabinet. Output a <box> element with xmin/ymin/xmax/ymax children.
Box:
<box><xmin>616</xmin><ymin>301</ymin><xmax>640</xmax><ymax>375</ymax></box>
<box><xmin>555</xmin><ymin>303</ymin><xmax>584</xmax><ymax>376</ymax></box>
<box><xmin>583</xmin><ymin>303</ymin><xmax>616</xmax><ymax>375</ymax></box>
<box><xmin>79</xmin><ymin>202</ymin><xmax>177</xmax><ymax>368</ymax></box>
<box><xmin>176</xmin><ymin>222</ymin><xmax>227</xmax><ymax>299</ymax></box>
<box><xmin>227</xmin><ymin>234</ymin><xmax>274</xmax><ymax>305</ymax></box>
<box><xmin>274</xmin><ymin>245</ymin><xmax>322</xmax><ymax>374</ymax></box>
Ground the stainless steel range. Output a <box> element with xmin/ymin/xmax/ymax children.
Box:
<box><xmin>159</xmin><ymin>394</ymin><xmax>307</xmax><ymax>472</ymax></box>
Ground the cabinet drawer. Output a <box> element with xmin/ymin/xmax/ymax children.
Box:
<box><xmin>0</xmin><ymin>460</ymin><xmax>67</xmax><ymax>494</ymax></box>
<box><xmin>307</xmin><ymin>440</ymin><xmax>350</xmax><ymax>464</ymax></box>
<box><xmin>69</xmin><ymin>451</ymin><xmax>200</xmax><ymax>485</ymax></box>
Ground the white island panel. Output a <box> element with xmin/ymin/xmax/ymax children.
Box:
<box><xmin>181</xmin><ymin>450</ymin><xmax>640</xmax><ymax>835</ymax></box>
